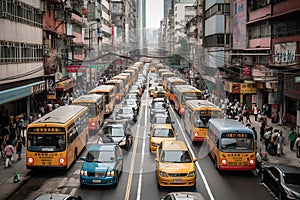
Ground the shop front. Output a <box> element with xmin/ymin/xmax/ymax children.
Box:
<box><xmin>0</xmin><ymin>80</ymin><xmax>45</xmax><ymax>124</ymax></box>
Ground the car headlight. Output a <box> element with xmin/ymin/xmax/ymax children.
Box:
<box><xmin>80</xmin><ymin>170</ymin><xmax>88</xmax><ymax>176</ymax></box>
<box><xmin>188</xmin><ymin>171</ymin><xmax>195</xmax><ymax>177</ymax></box>
<box><xmin>160</xmin><ymin>171</ymin><xmax>167</xmax><ymax>177</ymax></box>
<box><xmin>106</xmin><ymin>170</ymin><xmax>115</xmax><ymax>176</ymax></box>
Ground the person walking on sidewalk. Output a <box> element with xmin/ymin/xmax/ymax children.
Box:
<box><xmin>15</xmin><ymin>135</ymin><xmax>22</xmax><ymax>160</ymax></box>
<box><xmin>278</xmin><ymin>131</ymin><xmax>286</xmax><ymax>155</ymax></box>
<box><xmin>264</xmin><ymin>127</ymin><xmax>273</xmax><ymax>151</ymax></box>
<box><xmin>4</xmin><ymin>140</ymin><xmax>14</xmax><ymax>168</ymax></box>
<box><xmin>252</xmin><ymin>104</ymin><xmax>258</xmax><ymax>121</ymax></box>
<box><xmin>289</xmin><ymin>127</ymin><xmax>297</xmax><ymax>151</ymax></box>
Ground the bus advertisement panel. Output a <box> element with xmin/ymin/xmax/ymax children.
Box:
<box><xmin>71</xmin><ymin>94</ymin><xmax>105</xmax><ymax>132</ymax></box>
<box><xmin>173</xmin><ymin>85</ymin><xmax>203</xmax><ymax>115</ymax></box>
<box><xmin>26</xmin><ymin>105</ymin><xmax>88</xmax><ymax>169</ymax></box>
<box><xmin>207</xmin><ymin>119</ymin><xmax>256</xmax><ymax>171</ymax></box>
<box><xmin>89</xmin><ymin>85</ymin><xmax>116</xmax><ymax>116</ymax></box>
<box><xmin>184</xmin><ymin>100</ymin><xmax>223</xmax><ymax>142</ymax></box>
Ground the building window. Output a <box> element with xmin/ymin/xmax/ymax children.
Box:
<box><xmin>205</xmin><ymin>3</ymin><xmax>230</xmax><ymax>19</ymax></box>
<box><xmin>248</xmin><ymin>21</ymin><xmax>271</xmax><ymax>39</ymax></box>
<box><xmin>0</xmin><ymin>0</ymin><xmax>42</xmax><ymax>27</ymax></box>
<box><xmin>272</xmin><ymin>13</ymin><xmax>300</xmax><ymax>38</ymax></box>
<box><xmin>204</xmin><ymin>34</ymin><xmax>229</xmax><ymax>47</ymax></box>
<box><xmin>0</xmin><ymin>41</ymin><xmax>43</xmax><ymax>64</ymax></box>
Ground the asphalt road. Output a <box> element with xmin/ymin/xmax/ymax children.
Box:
<box><xmin>6</xmin><ymin>73</ymin><xmax>277</xmax><ymax>200</ymax></box>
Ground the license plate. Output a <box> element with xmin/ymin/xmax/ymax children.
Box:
<box><xmin>174</xmin><ymin>178</ymin><xmax>182</xmax><ymax>183</ymax></box>
<box><xmin>92</xmin><ymin>180</ymin><xmax>101</xmax><ymax>183</ymax></box>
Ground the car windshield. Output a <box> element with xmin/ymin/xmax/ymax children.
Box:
<box><xmin>152</xmin><ymin>116</ymin><xmax>170</xmax><ymax>124</ymax></box>
<box><xmin>86</xmin><ymin>150</ymin><xmax>115</xmax><ymax>162</ymax></box>
<box><xmin>119</xmin><ymin>108</ymin><xmax>133</xmax><ymax>115</ymax></box>
<box><xmin>103</xmin><ymin>127</ymin><xmax>124</xmax><ymax>137</ymax></box>
<box><xmin>153</xmin><ymin>128</ymin><xmax>174</xmax><ymax>137</ymax></box>
<box><xmin>125</xmin><ymin>100</ymin><xmax>136</xmax><ymax>105</ymax></box>
<box><xmin>152</xmin><ymin>103</ymin><xmax>166</xmax><ymax>109</ymax></box>
<box><xmin>161</xmin><ymin>150</ymin><xmax>192</xmax><ymax>163</ymax></box>
<box><xmin>283</xmin><ymin>173</ymin><xmax>300</xmax><ymax>185</ymax></box>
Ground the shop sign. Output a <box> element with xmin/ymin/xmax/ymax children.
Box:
<box><xmin>242</xmin><ymin>65</ymin><xmax>251</xmax><ymax>77</ymax></box>
<box><xmin>232</xmin><ymin>83</ymin><xmax>240</xmax><ymax>94</ymax></box>
<box><xmin>86</xmin><ymin>64</ymin><xmax>109</xmax><ymax>69</ymax></box>
<box><xmin>32</xmin><ymin>81</ymin><xmax>45</xmax><ymax>94</ymax></box>
<box><xmin>274</xmin><ymin>42</ymin><xmax>296</xmax><ymax>64</ymax></box>
<box><xmin>240</xmin><ymin>83</ymin><xmax>256</xmax><ymax>94</ymax></box>
<box><xmin>66</xmin><ymin>65</ymin><xmax>86</xmax><ymax>73</ymax></box>
<box><xmin>295</xmin><ymin>76</ymin><xmax>300</xmax><ymax>83</ymax></box>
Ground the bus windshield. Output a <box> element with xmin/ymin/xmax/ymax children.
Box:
<box><xmin>27</xmin><ymin>133</ymin><xmax>66</xmax><ymax>152</ymax></box>
<box><xmin>181</xmin><ymin>92</ymin><xmax>202</xmax><ymax>104</ymax></box>
<box><xmin>221</xmin><ymin>134</ymin><xmax>254</xmax><ymax>152</ymax></box>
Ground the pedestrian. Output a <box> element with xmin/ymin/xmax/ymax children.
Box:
<box><xmin>252</xmin><ymin>104</ymin><xmax>258</xmax><ymax>121</ymax></box>
<box><xmin>17</xmin><ymin>117</ymin><xmax>24</xmax><ymax>136</ymax></box>
<box><xmin>256</xmin><ymin>148</ymin><xmax>263</xmax><ymax>177</ymax></box>
<box><xmin>264</xmin><ymin>127</ymin><xmax>273</xmax><ymax>151</ymax></box>
<box><xmin>15</xmin><ymin>135</ymin><xmax>22</xmax><ymax>160</ymax></box>
<box><xmin>278</xmin><ymin>131</ymin><xmax>286</xmax><ymax>155</ymax></box>
<box><xmin>295</xmin><ymin>134</ymin><xmax>300</xmax><ymax>158</ymax></box>
<box><xmin>288</xmin><ymin>127</ymin><xmax>297</xmax><ymax>151</ymax></box>
<box><xmin>243</xmin><ymin>108</ymin><xmax>251</xmax><ymax>124</ymax></box>
<box><xmin>4</xmin><ymin>140</ymin><xmax>14</xmax><ymax>168</ymax></box>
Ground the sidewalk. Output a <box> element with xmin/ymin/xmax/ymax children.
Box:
<box><xmin>0</xmin><ymin>143</ymin><xmax>30</xmax><ymax>200</ymax></box>
<box><xmin>0</xmin><ymin>115</ymin><xmax>299</xmax><ymax>199</ymax></box>
<box><xmin>247</xmin><ymin>115</ymin><xmax>300</xmax><ymax>167</ymax></box>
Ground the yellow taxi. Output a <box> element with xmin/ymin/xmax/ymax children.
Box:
<box><xmin>155</xmin><ymin>140</ymin><xmax>197</xmax><ymax>188</ymax></box>
<box><xmin>148</xmin><ymin>124</ymin><xmax>177</xmax><ymax>153</ymax></box>
<box><xmin>153</xmin><ymin>86</ymin><xmax>168</xmax><ymax>99</ymax></box>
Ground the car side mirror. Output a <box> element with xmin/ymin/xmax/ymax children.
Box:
<box><xmin>193</xmin><ymin>158</ymin><xmax>197</xmax><ymax>162</ymax></box>
<box><xmin>155</xmin><ymin>158</ymin><xmax>159</xmax><ymax>162</ymax></box>
<box><xmin>171</xmin><ymin>121</ymin><xmax>175</xmax><ymax>124</ymax></box>
<box><xmin>147</xmin><ymin>133</ymin><xmax>150</xmax><ymax>136</ymax></box>
<box><xmin>175</xmin><ymin>133</ymin><xmax>178</xmax><ymax>137</ymax></box>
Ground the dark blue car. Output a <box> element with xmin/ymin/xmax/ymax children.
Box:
<box><xmin>80</xmin><ymin>144</ymin><xmax>123</xmax><ymax>186</ymax></box>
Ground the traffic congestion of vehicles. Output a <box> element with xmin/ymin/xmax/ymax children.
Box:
<box><xmin>15</xmin><ymin>58</ymin><xmax>299</xmax><ymax>200</ymax></box>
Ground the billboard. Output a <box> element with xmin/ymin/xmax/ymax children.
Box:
<box><xmin>233</xmin><ymin>0</ymin><xmax>247</xmax><ymax>49</ymax></box>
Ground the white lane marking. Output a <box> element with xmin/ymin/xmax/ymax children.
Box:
<box><xmin>170</xmin><ymin>107</ymin><xmax>215</xmax><ymax>200</ymax></box>
<box><xmin>124</xmin><ymin>98</ymin><xmax>144</xmax><ymax>200</ymax></box>
<box><xmin>69</xmin><ymin>188</ymin><xmax>77</xmax><ymax>196</ymax></box>
<box><xmin>136</xmin><ymin>87</ymin><xmax>149</xmax><ymax>200</ymax></box>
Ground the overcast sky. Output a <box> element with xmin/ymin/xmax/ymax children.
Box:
<box><xmin>146</xmin><ymin>0</ymin><xmax>163</xmax><ymax>28</ymax></box>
